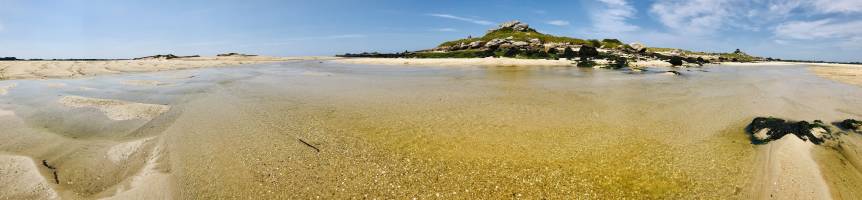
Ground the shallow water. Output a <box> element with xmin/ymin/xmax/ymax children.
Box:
<box><xmin>0</xmin><ymin>61</ymin><xmax>861</xmax><ymax>199</ymax></box>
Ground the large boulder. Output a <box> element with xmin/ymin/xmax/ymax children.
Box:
<box><xmin>468</xmin><ymin>41</ymin><xmax>485</xmax><ymax>49</ymax></box>
<box><xmin>578</xmin><ymin>46</ymin><xmax>599</xmax><ymax>58</ymax></box>
<box><xmin>745</xmin><ymin>117</ymin><xmax>833</xmax><ymax>145</ymax></box>
<box><xmin>669</xmin><ymin>49</ymin><xmax>684</xmax><ymax>56</ymax></box>
<box><xmin>485</xmin><ymin>38</ymin><xmax>506</xmax><ymax>48</ymax></box>
<box><xmin>512</xmin><ymin>41</ymin><xmax>529</xmax><ymax>47</ymax></box>
<box><xmin>629</xmin><ymin>42</ymin><xmax>646</xmax><ymax>52</ymax></box>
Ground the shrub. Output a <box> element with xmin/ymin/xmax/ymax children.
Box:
<box><xmin>587</xmin><ymin>39</ymin><xmax>602</xmax><ymax>48</ymax></box>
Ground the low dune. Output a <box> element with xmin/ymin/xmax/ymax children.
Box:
<box><xmin>58</xmin><ymin>96</ymin><xmax>170</xmax><ymax>121</ymax></box>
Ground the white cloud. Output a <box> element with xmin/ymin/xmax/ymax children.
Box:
<box><xmin>774</xmin><ymin>19</ymin><xmax>862</xmax><ymax>40</ymax></box>
<box><xmin>546</xmin><ymin>20</ymin><xmax>570</xmax><ymax>26</ymax></box>
<box><xmin>810</xmin><ymin>0</ymin><xmax>862</xmax><ymax>14</ymax></box>
<box><xmin>591</xmin><ymin>0</ymin><xmax>639</xmax><ymax>33</ymax></box>
<box><xmin>427</xmin><ymin>13</ymin><xmax>494</xmax><ymax>25</ymax></box>
<box><xmin>650</xmin><ymin>0</ymin><xmax>734</xmax><ymax>35</ymax></box>
<box><xmin>434</xmin><ymin>28</ymin><xmax>458</xmax><ymax>32</ymax></box>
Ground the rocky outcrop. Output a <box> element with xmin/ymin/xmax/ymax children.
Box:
<box><xmin>836</xmin><ymin>119</ymin><xmax>861</xmax><ymax>132</ymax></box>
<box><xmin>134</xmin><ymin>54</ymin><xmax>179</xmax><ymax>60</ymax></box>
<box><xmin>133</xmin><ymin>54</ymin><xmax>200</xmax><ymax>60</ymax></box>
<box><xmin>629</xmin><ymin>43</ymin><xmax>646</xmax><ymax>53</ymax></box>
<box><xmin>217</xmin><ymin>53</ymin><xmax>257</xmax><ymax>57</ymax></box>
<box><xmin>488</xmin><ymin>20</ymin><xmax>533</xmax><ymax>32</ymax></box>
<box><xmin>746</xmin><ymin>117</ymin><xmax>834</xmax><ymax>145</ymax></box>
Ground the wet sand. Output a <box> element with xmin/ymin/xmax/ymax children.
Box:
<box><xmin>0</xmin><ymin>61</ymin><xmax>861</xmax><ymax>199</ymax></box>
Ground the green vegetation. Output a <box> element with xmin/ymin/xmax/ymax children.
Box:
<box><xmin>601</xmin><ymin>39</ymin><xmax>624</xmax><ymax>49</ymax></box>
<box><xmin>439</xmin><ymin>28</ymin><xmax>589</xmax><ymax>47</ymax></box>
<box><xmin>587</xmin><ymin>39</ymin><xmax>602</xmax><ymax>48</ymax></box>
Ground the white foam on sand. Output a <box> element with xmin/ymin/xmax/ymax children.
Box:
<box><xmin>0</xmin><ymin>155</ymin><xmax>60</xmax><ymax>200</ymax></box>
<box><xmin>58</xmin><ymin>96</ymin><xmax>170</xmax><ymax>121</ymax></box>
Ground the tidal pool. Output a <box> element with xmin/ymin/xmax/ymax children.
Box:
<box><xmin>0</xmin><ymin>61</ymin><xmax>860</xmax><ymax>199</ymax></box>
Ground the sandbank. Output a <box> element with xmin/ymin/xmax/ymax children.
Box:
<box><xmin>58</xmin><ymin>95</ymin><xmax>170</xmax><ymax>121</ymax></box>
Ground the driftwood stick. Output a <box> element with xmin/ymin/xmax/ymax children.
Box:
<box><xmin>42</xmin><ymin>160</ymin><xmax>60</xmax><ymax>184</ymax></box>
<box><xmin>298</xmin><ymin>139</ymin><xmax>320</xmax><ymax>152</ymax></box>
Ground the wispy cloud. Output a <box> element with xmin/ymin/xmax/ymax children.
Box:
<box><xmin>591</xmin><ymin>0</ymin><xmax>639</xmax><ymax>33</ymax></box>
<box><xmin>774</xmin><ymin>19</ymin><xmax>862</xmax><ymax>40</ymax></box>
<box><xmin>809</xmin><ymin>0</ymin><xmax>862</xmax><ymax>14</ymax></box>
<box><xmin>650</xmin><ymin>0</ymin><xmax>731</xmax><ymax>35</ymax></box>
<box><xmin>546</xmin><ymin>20</ymin><xmax>570</xmax><ymax>26</ymax></box>
<box><xmin>434</xmin><ymin>28</ymin><xmax>458</xmax><ymax>32</ymax></box>
<box><xmin>427</xmin><ymin>13</ymin><xmax>494</xmax><ymax>25</ymax></box>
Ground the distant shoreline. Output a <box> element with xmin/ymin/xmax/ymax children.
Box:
<box><xmin>2</xmin><ymin>57</ymin><xmax>860</xmax><ymax>89</ymax></box>
<box><xmin>0</xmin><ymin>56</ymin><xmax>336</xmax><ymax>80</ymax></box>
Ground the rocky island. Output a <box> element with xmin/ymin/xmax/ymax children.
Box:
<box><xmin>338</xmin><ymin>20</ymin><xmax>761</xmax><ymax>69</ymax></box>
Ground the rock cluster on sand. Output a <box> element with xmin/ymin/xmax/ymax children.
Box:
<box><xmin>836</xmin><ymin>119</ymin><xmax>861</xmax><ymax>132</ymax></box>
<box><xmin>745</xmin><ymin>117</ymin><xmax>834</xmax><ymax>145</ymax></box>
<box><xmin>133</xmin><ymin>54</ymin><xmax>200</xmax><ymax>60</ymax></box>
<box><xmin>217</xmin><ymin>52</ymin><xmax>257</xmax><ymax>57</ymax></box>
<box><xmin>745</xmin><ymin>117</ymin><xmax>862</xmax><ymax>145</ymax></box>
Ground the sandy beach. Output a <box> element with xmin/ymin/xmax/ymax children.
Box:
<box><xmin>0</xmin><ymin>59</ymin><xmax>860</xmax><ymax>199</ymax></box>
<box><xmin>0</xmin><ymin>56</ymin><xmax>335</xmax><ymax>80</ymax></box>
<box><xmin>809</xmin><ymin>63</ymin><xmax>862</xmax><ymax>87</ymax></box>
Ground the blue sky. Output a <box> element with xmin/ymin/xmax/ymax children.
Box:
<box><xmin>0</xmin><ymin>0</ymin><xmax>860</xmax><ymax>62</ymax></box>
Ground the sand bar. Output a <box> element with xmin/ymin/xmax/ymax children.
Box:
<box><xmin>0</xmin><ymin>56</ymin><xmax>336</xmax><ymax>80</ymax></box>
<box><xmin>58</xmin><ymin>95</ymin><xmax>170</xmax><ymax>121</ymax></box>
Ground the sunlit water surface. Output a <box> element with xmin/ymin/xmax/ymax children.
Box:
<box><xmin>0</xmin><ymin>61</ymin><xmax>860</xmax><ymax>199</ymax></box>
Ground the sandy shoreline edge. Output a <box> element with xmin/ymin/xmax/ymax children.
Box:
<box><xmin>0</xmin><ymin>56</ymin><xmax>337</xmax><ymax>80</ymax></box>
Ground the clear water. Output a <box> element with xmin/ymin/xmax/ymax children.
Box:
<box><xmin>0</xmin><ymin>61</ymin><xmax>860</xmax><ymax>199</ymax></box>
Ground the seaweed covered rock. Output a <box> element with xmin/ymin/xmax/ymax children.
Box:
<box><xmin>835</xmin><ymin>119</ymin><xmax>861</xmax><ymax>132</ymax></box>
<box><xmin>745</xmin><ymin>117</ymin><xmax>833</xmax><ymax>145</ymax></box>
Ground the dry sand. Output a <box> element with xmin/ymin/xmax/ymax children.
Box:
<box><xmin>58</xmin><ymin>96</ymin><xmax>170</xmax><ymax>121</ymax></box>
<box><xmin>0</xmin><ymin>56</ymin><xmax>335</xmax><ymax>80</ymax></box>
<box><xmin>809</xmin><ymin>63</ymin><xmax>862</xmax><ymax>87</ymax></box>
